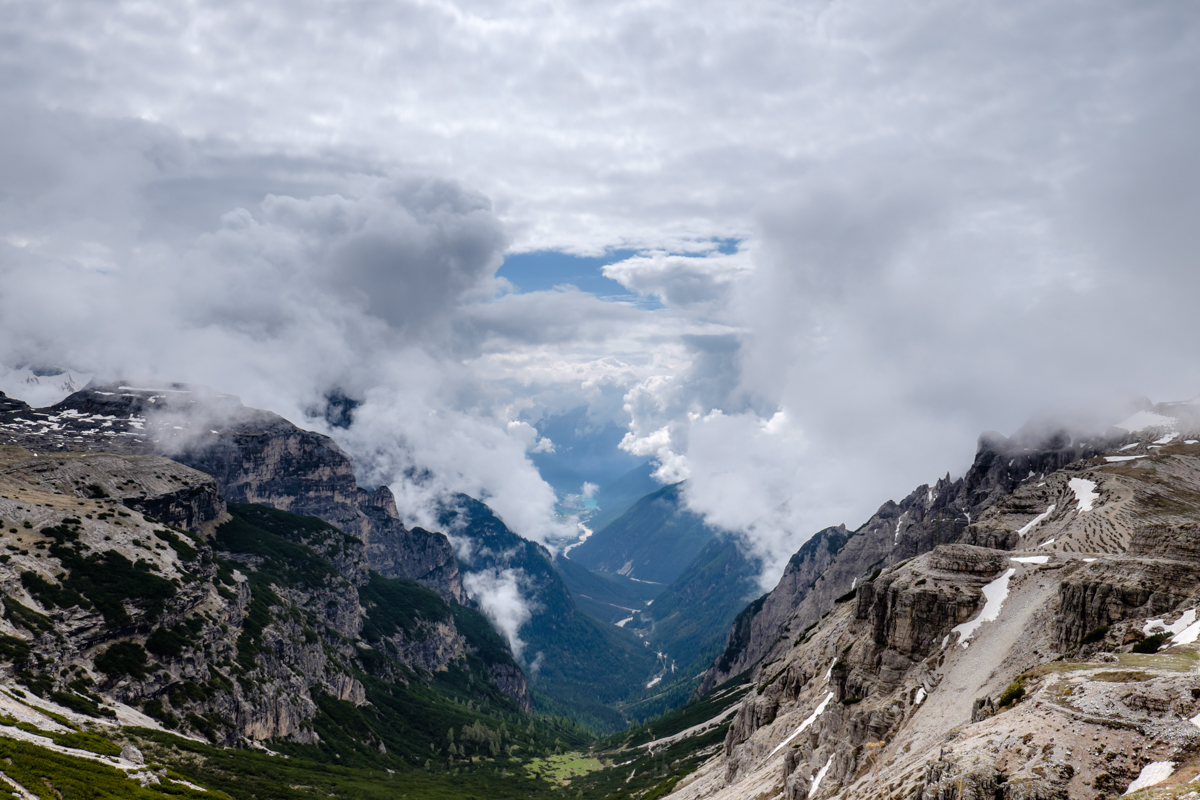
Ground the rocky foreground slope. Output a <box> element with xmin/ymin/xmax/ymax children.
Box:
<box><xmin>659</xmin><ymin>400</ymin><xmax>1200</xmax><ymax>799</ymax></box>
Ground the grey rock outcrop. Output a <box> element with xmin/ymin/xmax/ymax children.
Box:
<box><xmin>698</xmin><ymin>426</ymin><xmax>1114</xmax><ymax>695</ymax></box>
<box><xmin>0</xmin><ymin>384</ymin><xmax>464</xmax><ymax>601</ymax></box>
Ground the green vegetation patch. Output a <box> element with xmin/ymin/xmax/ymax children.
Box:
<box><xmin>95</xmin><ymin>640</ymin><xmax>150</xmax><ymax>680</ymax></box>
<box><xmin>216</xmin><ymin>504</ymin><xmax>352</xmax><ymax>588</ymax></box>
<box><xmin>153</xmin><ymin>528</ymin><xmax>198</xmax><ymax>562</ymax></box>
<box><xmin>236</xmin><ymin>574</ymin><xmax>279</xmax><ymax>671</ymax></box>
<box><xmin>0</xmin><ymin>632</ymin><xmax>32</xmax><ymax>663</ymax></box>
<box><xmin>998</xmin><ymin>677</ymin><xmax>1026</xmax><ymax>708</ymax></box>
<box><xmin>14</xmin><ymin>722</ymin><xmax>123</xmax><ymax>756</ymax></box>
<box><xmin>21</xmin><ymin>570</ymin><xmax>88</xmax><ymax>611</ymax></box>
<box><xmin>0</xmin><ymin>735</ymin><xmax>215</xmax><ymax>800</ymax></box>
<box><xmin>3</xmin><ymin>596</ymin><xmax>56</xmax><ymax>635</ymax></box>
<box><xmin>524</xmin><ymin>752</ymin><xmax>604</xmax><ymax>785</ymax></box>
<box><xmin>50</xmin><ymin>544</ymin><xmax>177</xmax><ymax>627</ymax></box>
<box><xmin>1092</xmin><ymin>670</ymin><xmax>1152</xmax><ymax>683</ymax></box>
<box><xmin>146</xmin><ymin>617</ymin><xmax>205</xmax><ymax>659</ymax></box>
<box><xmin>1117</xmin><ymin>649</ymin><xmax>1199</xmax><ymax>672</ymax></box>
<box><xmin>1132</xmin><ymin>632</ymin><xmax>1170</xmax><ymax>654</ymax></box>
<box><xmin>360</xmin><ymin>572</ymin><xmax>451</xmax><ymax>642</ymax></box>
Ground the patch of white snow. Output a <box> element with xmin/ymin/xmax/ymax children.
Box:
<box><xmin>1143</xmin><ymin>608</ymin><xmax>1197</xmax><ymax>638</ymax></box>
<box><xmin>1016</xmin><ymin>505</ymin><xmax>1055</xmax><ymax>537</ymax></box>
<box><xmin>1105</xmin><ymin>455</ymin><xmax>1147</xmax><ymax>463</ymax></box>
<box><xmin>914</xmin><ymin>687</ymin><xmax>926</xmax><ymax>706</ymax></box>
<box><xmin>951</xmin><ymin>568</ymin><xmax>1016</xmax><ymax>647</ymax></box>
<box><xmin>809</xmin><ymin>756</ymin><xmax>833</xmax><ymax>799</ymax></box>
<box><xmin>1173</xmin><ymin>616</ymin><xmax>1200</xmax><ymax>646</ymax></box>
<box><xmin>1119</xmin><ymin>442</ymin><xmax>1140</xmax><ymax>451</ymax></box>
<box><xmin>769</xmin><ymin>692</ymin><xmax>834</xmax><ymax>757</ymax></box>
<box><xmin>1124</xmin><ymin>761</ymin><xmax>1174</xmax><ymax>794</ymax></box>
<box><xmin>1154</xmin><ymin>432</ymin><xmax>1179</xmax><ymax>445</ymax></box>
<box><xmin>1069</xmin><ymin>478</ymin><xmax>1098</xmax><ymax>512</ymax></box>
<box><xmin>1115</xmin><ymin>411</ymin><xmax>1179</xmax><ymax>433</ymax></box>
<box><xmin>615</xmin><ymin>617</ymin><xmax>633</xmax><ymax>628</ymax></box>
<box><xmin>1010</xmin><ymin>556</ymin><xmax>1050</xmax><ymax>564</ymax></box>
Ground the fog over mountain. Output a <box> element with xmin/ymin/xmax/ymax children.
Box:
<box><xmin>3</xmin><ymin>0</ymin><xmax>1200</xmax><ymax>589</ymax></box>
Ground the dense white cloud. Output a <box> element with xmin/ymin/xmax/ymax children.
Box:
<box><xmin>2</xmin><ymin>0</ymin><xmax>1200</xmax><ymax>594</ymax></box>
<box><xmin>462</xmin><ymin>568</ymin><xmax>535</xmax><ymax>661</ymax></box>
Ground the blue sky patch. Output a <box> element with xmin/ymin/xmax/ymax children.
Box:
<box><xmin>497</xmin><ymin>249</ymin><xmax>640</xmax><ymax>299</ymax></box>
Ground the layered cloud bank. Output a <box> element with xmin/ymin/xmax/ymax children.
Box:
<box><xmin>2</xmin><ymin>0</ymin><xmax>1200</xmax><ymax>592</ymax></box>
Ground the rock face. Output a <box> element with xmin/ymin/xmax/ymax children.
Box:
<box><xmin>0</xmin><ymin>383</ymin><xmax>539</xmax><ymax>742</ymax></box>
<box><xmin>697</xmin><ymin>426</ymin><xmax>1115</xmax><ymax>695</ymax></box>
<box><xmin>666</xmin><ymin>408</ymin><xmax>1200</xmax><ymax>800</ymax></box>
<box><xmin>0</xmin><ymin>445</ymin><xmax>531</xmax><ymax>745</ymax></box>
<box><xmin>0</xmin><ymin>384</ymin><xmax>463</xmax><ymax>601</ymax></box>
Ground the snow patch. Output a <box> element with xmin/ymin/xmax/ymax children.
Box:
<box><xmin>615</xmin><ymin>617</ymin><xmax>633</xmax><ymax>628</ymax></box>
<box><xmin>1069</xmin><ymin>478</ymin><xmax>1098</xmax><ymax>512</ymax></box>
<box><xmin>1154</xmin><ymin>432</ymin><xmax>1179</xmax><ymax>445</ymax></box>
<box><xmin>1016</xmin><ymin>505</ymin><xmax>1055</xmax><ymax>537</ymax></box>
<box><xmin>1038</xmin><ymin>538</ymin><xmax>1056</xmax><ymax>548</ymax></box>
<box><xmin>951</xmin><ymin>568</ymin><xmax>1016</xmax><ymax>647</ymax></box>
<box><xmin>809</xmin><ymin>756</ymin><xmax>833</xmax><ymax>799</ymax></box>
<box><xmin>1104</xmin><ymin>455</ymin><xmax>1146</xmax><ymax>463</ymax></box>
<box><xmin>1143</xmin><ymin>608</ymin><xmax>1198</xmax><ymax>639</ymax></box>
<box><xmin>1124</xmin><ymin>761</ymin><xmax>1174</xmax><ymax>794</ymax></box>
<box><xmin>1174</xmin><ymin>616</ymin><xmax>1200</xmax><ymax>646</ymax></box>
<box><xmin>769</xmin><ymin>692</ymin><xmax>834</xmax><ymax>757</ymax></box>
<box><xmin>822</xmin><ymin>660</ymin><xmax>835</xmax><ymax>683</ymax></box>
<box><xmin>1119</xmin><ymin>442</ymin><xmax>1140</xmax><ymax>451</ymax></box>
<box><xmin>1115</xmin><ymin>410</ymin><xmax>1178</xmax><ymax>433</ymax></box>
<box><xmin>913</xmin><ymin>687</ymin><xmax>926</xmax><ymax>706</ymax></box>
<box><xmin>1010</xmin><ymin>555</ymin><xmax>1049</xmax><ymax>564</ymax></box>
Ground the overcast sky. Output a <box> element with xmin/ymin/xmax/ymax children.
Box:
<box><xmin>2</xmin><ymin>0</ymin><xmax>1200</xmax><ymax>585</ymax></box>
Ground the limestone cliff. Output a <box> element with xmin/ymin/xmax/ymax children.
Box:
<box><xmin>666</xmin><ymin>407</ymin><xmax>1200</xmax><ymax>799</ymax></box>
<box><xmin>0</xmin><ymin>385</ymin><xmax>464</xmax><ymax>601</ymax></box>
<box><xmin>0</xmin><ymin>440</ymin><xmax>531</xmax><ymax>747</ymax></box>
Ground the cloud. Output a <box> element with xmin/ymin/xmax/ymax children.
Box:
<box><xmin>461</xmin><ymin>568</ymin><xmax>535</xmax><ymax>661</ymax></box>
<box><xmin>3</xmin><ymin>0</ymin><xmax>1200</xmax><ymax>599</ymax></box>
<box><xmin>506</xmin><ymin>420</ymin><xmax>555</xmax><ymax>453</ymax></box>
<box><xmin>603</xmin><ymin>249</ymin><xmax>752</xmax><ymax>309</ymax></box>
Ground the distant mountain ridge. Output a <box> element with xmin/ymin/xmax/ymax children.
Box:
<box><xmin>438</xmin><ymin>494</ymin><xmax>661</xmax><ymax>729</ymax></box>
<box><xmin>569</xmin><ymin>482</ymin><xmax>719</xmax><ymax>585</ymax></box>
